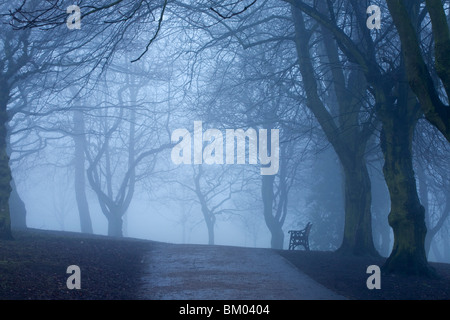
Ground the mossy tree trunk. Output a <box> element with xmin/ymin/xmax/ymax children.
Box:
<box><xmin>376</xmin><ymin>69</ymin><xmax>434</xmax><ymax>274</ymax></box>
<box><xmin>380</xmin><ymin>113</ymin><xmax>430</xmax><ymax>275</ymax></box>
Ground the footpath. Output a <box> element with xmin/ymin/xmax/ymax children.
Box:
<box><xmin>137</xmin><ymin>243</ymin><xmax>346</xmax><ymax>300</ymax></box>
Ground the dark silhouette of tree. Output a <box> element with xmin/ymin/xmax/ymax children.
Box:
<box><xmin>0</xmin><ymin>1</ymin><xmax>41</xmax><ymax>239</ymax></box>
<box><xmin>83</xmin><ymin>63</ymin><xmax>175</xmax><ymax>237</ymax></box>
<box><xmin>291</xmin><ymin>3</ymin><xmax>378</xmax><ymax>256</ymax></box>
<box><xmin>287</xmin><ymin>0</ymin><xmax>433</xmax><ymax>275</ymax></box>
<box><xmin>386</xmin><ymin>0</ymin><xmax>450</xmax><ymax>143</ymax></box>
<box><xmin>183</xmin><ymin>165</ymin><xmax>241</xmax><ymax>245</ymax></box>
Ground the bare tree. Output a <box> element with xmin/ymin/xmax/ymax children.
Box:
<box><xmin>386</xmin><ymin>0</ymin><xmax>450</xmax><ymax>143</ymax></box>
<box><xmin>0</xmin><ymin>1</ymin><xmax>49</xmax><ymax>239</ymax></box>
<box><xmin>83</xmin><ymin>63</ymin><xmax>174</xmax><ymax>237</ymax></box>
<box><xmin>190</xmin><ymin>165</ymin><xmax>241</xmax><ymax>245</ymax></box>
<box><xmin>414</xmin><ymin>119</ymin><xmax>450</xmax><ymax>258</ymax></box>
<box><xmin>290</xmin><ymin>3</ymin><xmax>378</xmax><ymax>255</ymax></box>
<box><xmin>287</xmin><ymin>0</ymin><xmax>433</xmax><ymax>275</ymax></box>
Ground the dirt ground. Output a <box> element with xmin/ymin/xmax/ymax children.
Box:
<box><xmin>1</xmin><ymin>229</ymin><xmax>449</xmax><ymax>300</ymax></box>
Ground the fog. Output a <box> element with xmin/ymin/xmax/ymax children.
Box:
<box><xmin>16</xmin><ymin>141</ymin><xmax>275</xmax><ymax>247</ymax></box>
<box><xmin>18</xmin><ymin>159</ymin><xmax>269</xmax><ymax>247</ymax></box>
<box><xmin>2</xmin><ymin>0</ymin><xmax>450</xmax><ymax>276</ymax></box>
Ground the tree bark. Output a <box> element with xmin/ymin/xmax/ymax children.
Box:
<box><xmin>7</xmin><ymin>128</ymin><xmax>27</xmax><ymax>230</ymax></box>
<box><xmin>0</xmin><ymin>78</ymin><xmax>13</xmax><ymax>240</ymax></box>
<box><xmin>338</xmin><ymin>160</ymin><xmax>376</xmax><ymax>255</ymax></box>
<box><xmin>380</xmin><ymin>108</ymin><xmax>432</xmax><ymax>275</ymax></box>
<box><xmin>9</xmin><ymin>179</ymin><xmax>26</xmax><ymax>230</ymax></box>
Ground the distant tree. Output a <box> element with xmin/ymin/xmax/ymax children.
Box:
<box><xmin>303</xmin><ymin>148</ymin><xmax>345</xmax><ymax>251</ymax></box>
<box><xmin>83</xmin><ymin>64</ymin><xmax>174</xmax><ymax>237</ymax></box>
<box><xmin>177</xmin><ymin>165</ymin><xmax>242</xmax><ymax>245</ymax></box>
<box><xmin>414</xmin><ymin>119</ymin><xmax>450</xmax><ymax>258</ymax></box>
<box><xmin>369</xmin><ymin>161</ymin><xmax>392</xmax><ymax>257</ymax></box>
<box><xmin>72</xmin><ymin>99</ymin><xmax>93</xmax><ymax>234</ymax></box>
<box><xmin>50</xmin><ymin>172</ymin><xmax>73</xmax><ymax>231</ymax></box>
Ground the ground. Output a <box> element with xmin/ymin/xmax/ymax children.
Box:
<box><xmin>279</xmin><ymin>250</ymin><xmax>450</xmax><ymax>300</ymax></box>
<box><xmin>1</xmin><ymin>228</ymin><xmax>449</xmax><ymax>300</ymax></box>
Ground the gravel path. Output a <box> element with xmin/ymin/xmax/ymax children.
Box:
<box><xmin>137</xmin><ymin>243</ymin><xmax>346</xmax><ymax>300</ymax></box>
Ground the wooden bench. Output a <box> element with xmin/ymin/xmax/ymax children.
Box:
<box><xmin>288</xmin><ymin>222</ymin><xmax>312</xmax><ymax>251</ymax></box>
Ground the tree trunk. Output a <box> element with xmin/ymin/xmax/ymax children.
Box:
<box><xmin>9</xmin><ymin>179</ymin><xmax>26</xmax><ymax>230</ymax></box>
<box><xmin>107</xmin><ymin>212</ymin><xmax>123</xmax><ymax>237</ymax></box>
<box><xmin>381</xmin><ymin>115</ymin><xmax>433</xmax><ymax>275</ymax></box>
<box><xmin>338</xmin><ymin>160</ymin><xmax>377</xmax><ymax>256</ymax></box>
<box><xmin>442</xmin><ymin>230</ymin><xmax>450</xmax><ymax>262</ymax></box>
<box><xmin>291</xmin><ymin>6</ymin><xmax>377</xmax><ymax>255</ymax></box>
<box><xmin>262</xmin><ymin>174</ymin><xmax>284</xmax><ymax>250</ymax></box>
<box><xmin>194</xmin><ymin>166</ymin><xmax>217</xmax><ymax>246</ymax></box>
<box><xmin>425</xmin><ymin>193</ymin><xmax>450</xmax><ymax>257</ymax></box>
<box><xmin>205</xmin><ymin>216</ymin><xmax>215</xmax><ymax>246</ymax></box>
<box><xmin>417</xmin><ymin>163</ymin><xmax>432</xmax><ymax>257</ymax></box>
<box><xmin>0</xmin><ymin>79</ymin><xmax>13</xmax><ymax>240</ymax></box>
<box><xmin>73</xmin><ymin>110</ymin><xmax>93</xmax><ymax>234</ymax></box>
<box><xmin>0</xmin><ymin>144</ymin><xmax>12</xmax><ymax>240</ymax></box>
<box><xmin>431</xmin><ymin>240</ymin><xmax>443</xmax><ymax>262</ymax></box>
<box><xmin>379</xmin><ymin>225</ymin><xmax>391</xmax><ymax>257</ymax></box>
<box><xmin>7</xmin><ymin>129</ymin><xmax>27</xmax><ymax>230</ymax></box>
<box><xmin>370</xmin><ymin>158</ymin><xmax>392</xmax><ymax>257</ymax></box>
<box><xmin>270</xmin><ymin>227</ymin><xmax>284</xmax><ymax>250</ymax></box>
